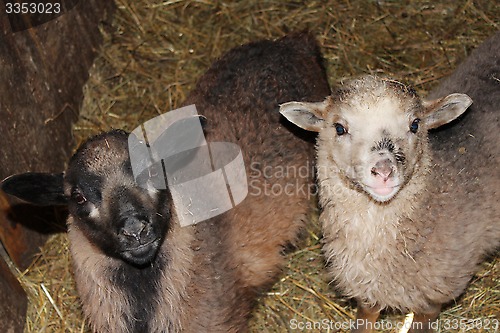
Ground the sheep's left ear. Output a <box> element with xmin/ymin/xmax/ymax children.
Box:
<box><xmin>422</xmin><ymin>93</ymin><xmax>472</xmax><ymax>129</ymax></box>
<box><xmin>1</xmin><ymin>172</ymin><xmax>66</xmax><ymax>206</ymax></box>
<box><xmin>279</xmin><ymin>98</ymin><xmax>330</xmax><ymax>132</ymax></box>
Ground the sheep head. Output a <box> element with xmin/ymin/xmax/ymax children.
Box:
<box><xmin>2</xmin><ymin>130</ymin><xmax>172</xmax><ymax>267</ymax></box>
<box><xmin>280</xmin><ymin>75</ymin><xmax>472</xmax><ymax>203</ymax></box>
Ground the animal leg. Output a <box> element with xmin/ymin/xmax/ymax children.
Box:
<box><xmin>351</xmin><ymin>302</ymin><xmax>380</xmax><ymax>333</ymax></box>
<box><xmin>409</xmin><ymin>304</ymin><xmax>441</xmax><ymax>333</ymax></box>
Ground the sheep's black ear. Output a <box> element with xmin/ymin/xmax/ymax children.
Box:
<box><xmin>279</xmin><ymin>98</ymin><xmax>330</xmax><ymax>132</ymax></box>
<box><xmin>422</xmin><ymin>93</ymin><xmax>472</xmax><ymax>129</ymax></box>
<box><xmin>1</xmin><ymin>173</ymin><xmax>67</xmax><ymax>206</ymax></box>
<box><xmin>197</xmin><ymin>114</ymin><xmax>208</xmax><ymax>129</ymax></box>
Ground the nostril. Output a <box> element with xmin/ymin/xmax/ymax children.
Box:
<box><xmin>371</xmin><ymin>159</ymin><xmax>394</xmax><ymax>181</ymax></box>
<box><xmin>119</xmin><ymin>216</ymin><xmax>150</xmax><ymax>243</ymax></box>
<box><xmin>121</xmin><ymin>224</ymin><xmax>146</xmax><ymax>242</ymax></box>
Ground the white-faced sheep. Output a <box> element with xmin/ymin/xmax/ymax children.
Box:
<box><xmin>280</xmin><ymin>32</ymin><xmax>499</xmax><ymax>333</ymax></box>
<box><xmin>1</xmin><ymin>32</ymin><xmax>331</xmax><ymax>332</ymax></box>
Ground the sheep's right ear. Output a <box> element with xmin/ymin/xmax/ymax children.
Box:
<box><xmin>279</xmin><ymin>98</ymin><xmax>329</xmax><ymax>132</ymax></box>
<box><xmin>1</xmin><ymin>173</ymin><xmax>67</xmax><ymax>206</ymax></box>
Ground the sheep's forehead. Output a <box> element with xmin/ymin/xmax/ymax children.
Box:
<box><xmin>328</xmin><ymin>77</ymin><xmax>421</xmax><ymax>138</ymax></box>
<box><xmin>80</xmin><ymin>136</ymin><xmax>130</xmax><ymax>175</ymax></box>
<box><xmin>340</xmin><ymin>95</ymin><xmax>412</xmax><ymax>136</ymax></box>
<box><xmin>63</xmin><ymin>132</ymin><xmax>137</xmax><ymax>201</ymax></box>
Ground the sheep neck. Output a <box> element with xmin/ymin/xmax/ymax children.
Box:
<box><xmin>68</xmin><ymin>217</ymin><xmax>194</xmax><ymax>333</ymax></box>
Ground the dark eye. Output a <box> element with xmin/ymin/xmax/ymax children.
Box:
<box><xmin>71</xmin><ymin>190</ymin><xmax>87</xmax><ymax>205</ymax></box>
<box><xmin>334</xmin><ymin>123</ymin><xmax>347</xmax><ymax>136</ymax></box>
<box><xmin>410</xmin><ymin>118</ymin><xmax>420</xmax><ymax>133</ymax></box>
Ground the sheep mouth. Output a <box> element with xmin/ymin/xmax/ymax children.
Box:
<box><xmin>126</xmin><ymin>237</ymin><xmax>160</xmax><ymax>251</ymax></box>
<box><xmin>362</xmin><ymin>183</ymin><xmax>401</xmax><ymax>202</ymax></box>
<box><xmin>121</xmin><ymin>238</ymin><xmax>162</xmax><ymax>265</ymax></box>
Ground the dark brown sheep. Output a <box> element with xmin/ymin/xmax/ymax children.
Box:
<box><xmin>279</xmin><ymin>32</ymin><xmax>499</xmax><ymax>333</ymax></box>
<box><xmin>1</xmin><ymin>32</ymin><xmax>330</xmax><ymax>332</ymax></box>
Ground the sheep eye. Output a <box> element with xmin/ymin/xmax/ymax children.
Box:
<box><xmin>334</xmin><ymin>123</ymin><xmax>347</xmax><ymax>136</ymax></box>
<box><xmin>410</xmin><ymin>118</ymin><xmax>420</xmax><ymax>133</ymax></box>
<box><xmin>71</xmin><ymin>190</ymin><xmax>87</xmax><ymax>205</ymax></box>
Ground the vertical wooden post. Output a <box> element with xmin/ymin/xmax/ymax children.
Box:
<box><xmin>0</xmin><ymin>1</ymin><xmax>115</xmax><ymax>331</ymax></box>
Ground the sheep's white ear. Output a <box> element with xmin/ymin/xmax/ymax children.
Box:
<box><xmin>279</xmin><ymin>98</ymin><xmax>329</xmax><ymax>132</ymax></box>
<box><xmin>1</xmin><ymin>173</ymin><xmax>67</xmax><ymax>206</ymax></box>
<box><xmin>422</xmin><ymin>93</ymin><xmax>472</xmax><ymax>129</ymax></box>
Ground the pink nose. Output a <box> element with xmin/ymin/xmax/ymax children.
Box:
<box><xmin>371</xmin><ymin>159</ymin><xmax>394</xmax><ymax>181</ymax></box>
